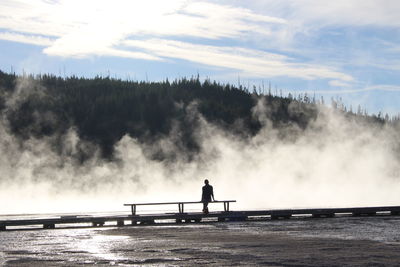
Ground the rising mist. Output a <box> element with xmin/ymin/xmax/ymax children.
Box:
<box><xmin>0</xmin><ymin>73</ymin><xmax>399</xmax><ymax>214</ymax></box>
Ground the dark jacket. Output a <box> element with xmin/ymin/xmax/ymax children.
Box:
<box><xmin>202</xmin><ymin>184</ymin><xmax>214</xmax><ymax>202</ymax></box>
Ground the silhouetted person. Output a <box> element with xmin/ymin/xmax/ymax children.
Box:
<box><xmin>201</xmin><ymin>179</ymin><xmax>214</xmax><ymax>214</ymax></box>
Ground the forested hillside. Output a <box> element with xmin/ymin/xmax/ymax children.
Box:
<box><xmin>0</xmin><ymin>70</ymin><xmax>391</xmax><ymax>160</ymax></box>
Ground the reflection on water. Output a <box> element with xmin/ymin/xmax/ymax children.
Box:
<box><xmin>0</xmin><ymin>228</ymin><xmax>130</xmax><ymax>265</ymax></box>
<box><xmin>1</xmin><ymin>216</ymin><xmax>400</xmax><ymax>265</ymax></box>
<box><xmin>75</xmin><ymin>234</ymin><xmax>130</xmax><ymax>263</ymax></box>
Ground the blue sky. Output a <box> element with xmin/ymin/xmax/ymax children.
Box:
<box><xmin>0</xmin><ymin>0</ymin><xmax>400</xmax><ymax>115</ymax></box>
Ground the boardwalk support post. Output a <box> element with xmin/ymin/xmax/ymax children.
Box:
<box><xmin>131</xmin><ymin>205</ymin><xmax>136</xmax><ymax>216</ymax></box>
<box><xmin>178</xmin><ymin>203</ymin><xmax>184</xmax><ymax>213</ymax></box>
<box><xmin>92</xmin><ymin>221</ymin><xmax>105</xmax><ymax>227</ymax></box>
<box><xmin>353</xmin><ymin>212</ymin><xmax>376</xmax><ymax>217</ymax></box>
<box><xmin>228</xmin><ymin>216</ymin><xmax>247</xmax><ymax>221</ymax></box>
<box><xmin>271</xmin><ymin>214</ymin><xmax>292</xmax><ymax>220</ymax></box>
<box><xmin>43</xmin><ymin>223</ymin><xmax>55</xmax><ymax>229</ymax></box>
<box><xmin>223</xmin><ymin>201</ymin><xmax>230</xmax><ymax>212</ymax></box>
<box><xmin>139</xmin><ymin>219</ymin><xmax>155</xmax><ymax>225</ymax></box>
<box><xmin>312</xmin><ymin>213</ymin><xmax>335</xmax><ymax>218</ymax></box>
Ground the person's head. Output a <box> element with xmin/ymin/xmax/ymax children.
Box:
<box><xmin>204</xmin><ymin>179</ymin><xmax>209</xmax><ymax>185</ymax></box>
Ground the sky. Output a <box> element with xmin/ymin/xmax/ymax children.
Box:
<box><xmin>0</xmin><ymin>0</ymin><xmax>400</xmax><ymax>115</ymax></box>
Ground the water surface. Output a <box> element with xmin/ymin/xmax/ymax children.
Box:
<box><xmin>1</xmin><ymin>215</ymin><xmax>400</xmax><ymax>266</ymax></box>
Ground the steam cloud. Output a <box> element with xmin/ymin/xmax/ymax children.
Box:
<box><xmin>1</xmin><ymin>78</ymin><xmax>400</xmax><ymax>215</ymax></box>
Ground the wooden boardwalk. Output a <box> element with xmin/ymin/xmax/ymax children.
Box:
<box><xmin>2</xmin><ymin>205</ymin><xmax>400</xmax><ymax>231</ymax></box>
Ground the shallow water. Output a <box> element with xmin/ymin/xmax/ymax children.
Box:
<box><xmin>1</xmin><ymin>215</ymin><xmax>400</xmax><ymax>266</ymax></box>
<box><xmin>233</xmin><ymin>215</ymin><xmax>400</xmax><ymax>244</ymax></box>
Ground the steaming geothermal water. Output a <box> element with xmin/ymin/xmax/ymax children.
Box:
<box><xmin>2</xmin><ymin>216</ymin><xmax>400</xmax><ymax>266</ymax></box>
<box><xmin>0</xmin><ymin>98</ymin><xmax>400</xmax><ymax>214</ymax></box>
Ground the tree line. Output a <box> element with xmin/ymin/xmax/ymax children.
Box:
<box><xmin>0</xmin><ymin>70</ymin><xmax>394</xmax><ymax>160</ymax></box>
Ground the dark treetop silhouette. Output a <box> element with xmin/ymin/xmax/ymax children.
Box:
<box><xmin>0</xmin><ymin>70</ymin><xmax>390</xmax><ymax>162</ymax></box>
<box><xmin>201</xmin><ymin>179</ymin><xmax>215</xmax><ymax>214</ymax></box>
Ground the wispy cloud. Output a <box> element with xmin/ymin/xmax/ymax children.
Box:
<box><xmin>0</xmin><ymin>0</ymin><xmax>285</xmax><ymax>49</ymax></box>
<box><xmin>0</xmin><ymin>0</ymin><xmax>352</xmax><ymax>81</ymax></box>
<box><xmin>123</xmin><ymin>39</ymin><xmax>353</xmax><ymax>81</ymax></box>
<box><xmin>247</xmin><ymin>0</ymin><xmax>400</xmax><ymax>28</ymax></box>
<box><xmin>0</xmin><ymin>0</ymin><xmax>399</xmax><ymax>90</ymax></box>
<box><xmin>226</xmin><ymin>0</ymin><xmax>400</xmax><ymax>73</ymax></box>
<box><xmin>329</xmin><ymin>80</ymin><xmax>351</xmax><ymax>88</ymax></box>
<box><xmin>0</xmin><ymin>32</ymin><xmax>54</xmax><ymax>46</ymax></box>
<box><xmin>298</xmin><ymin>85</ymin><xmax>400</xmax><ymax>95</ymax></box>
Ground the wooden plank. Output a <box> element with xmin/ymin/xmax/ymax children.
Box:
<box><xmin>2</xmin><ymin>205</ymin><xmax>400</xmax><ymax>231</ymax></box>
